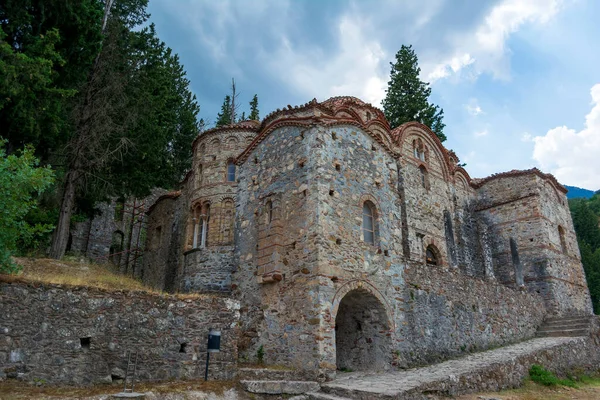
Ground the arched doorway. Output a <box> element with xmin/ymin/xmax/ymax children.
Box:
<box><xmin>335</xmin><ymin>288</ymin><xmax>392</xmax><ymax>371</ymax></box>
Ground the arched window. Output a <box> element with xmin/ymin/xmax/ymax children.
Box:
<box><xmin>558</xmin><ymin>226</ymin><xmax>567</xmax><ymax>254</ymax></box>
<box><xmin>227</xmin><ymin>161</ymin><xmax>236</xmax><ymax>182</ymax></box>
<box><xmin>192</xmin><ymin>204</ymin><xmax>210</xmax><ymax>249</ymax></box>
<box><xmin>419</xmin><ymin>166</ymin><xmax>429</xmax><ymax>189</ymax></box>
<box><xmin>362</xmin><ymin>202</ymin><xmax>376</xmax><ymax>245</ymax></box>
<box><xmin>425</xmin><ymin>245</ymin><xmax>438</xmax><ymax>265</ymax></box>
<box><xmin>413</xmin><ymin>139</ymin><xmax>426</xmax><ymax>161</ymax></box>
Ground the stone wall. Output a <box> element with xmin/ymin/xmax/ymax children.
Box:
<box><xmin>475</xmin><ymin>172</ymin><xmax>593</xmax><ymax>315</ymax></box>
<box><xmin>234</xmin><ymin>124</ymin><xmax>321</xmax><ymax>371</ymax></box>
<box><xmin>0</xmin><ymin>278</ymin><xmax>239</xmax><ymax>385</ymax></box>
<box><xmin>398</xmin><ymin>261</ymin><xmax>545</xmax><ymax>367</ymax></box>
<box><xmin>69</xmin><ymin>190</ymin><xmax>167</xmax><ymax>274</ymax></box>
<box><xmin>181</xmin><ymin>246</ymin><xmax>234</xmax><ymax>293</ymax></box>
<box><xmin>141</xmin><ymin>193</ymin><xmax>186</xmax><ymax>292</ymax></box>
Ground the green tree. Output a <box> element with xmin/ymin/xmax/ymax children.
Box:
<box><xmin>0</xmin><ymin>139</ymin><xmax>54</xmax><ymax>273</ymax></box>
<box><xmin>382</xmin><ymin>45</ymin><xmax>446</xmax><ymax>142</ymax></box>
<box><xmin>249</xmin><ymin>94</ymin><xmax>259</xmax><ymax>121</ymax></box>
<box><xmin>216</xmin><ymin>95</ymin><xmax>233</xmax><ymax>127</ymax></box>
<box><xmin>49</xmin><ymin>1</ymin><xmax>200</xmax><ymax>259</ymax></box>
<box><xmin>0</xmin><ymin>0</ymin><xmax>104</xmax><ymax>160</ymax></box>
<box><xmin>570</xmin><ymin>199</ymin><xmax>600</xmax><ymax>251</ymax></box>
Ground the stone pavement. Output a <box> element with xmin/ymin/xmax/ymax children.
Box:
<box><xmin>315</xmin><ymin>336</ymin><xmax>593</xmax><ymax>399</ymax></box>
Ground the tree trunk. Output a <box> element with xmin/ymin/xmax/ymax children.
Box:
<box><xmin>49</xmin><ymin>170</ymin><xmax>79</xmax><ymax>259</ymax></box>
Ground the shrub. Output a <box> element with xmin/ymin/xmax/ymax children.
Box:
<box><xmin>256</xmin><ymin>345</ymin><xmax>264</xmax><ymax>364</ymax></box>
<box><xmin>529</xmin><ymin>364</ymin><xmax>577</xmax><ymax>388</ymax></box>
<box><xmin>0</xmin><ymin>139</ymin><xmax>54</xmax><ymax>273</ymax></box>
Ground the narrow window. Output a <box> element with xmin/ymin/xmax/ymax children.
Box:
<box><xmin>558</xmin><ymin>226</ymin><xmax>567</xmax><ymax>254</ymax></box>
<box><xmin>266</xmin><ymin>200</ymin><xmax>273</xmax><ymax>224</ymax></box>
<box><xmin>227</xmin><ymin>161</ymin><xmax>236</xmax><ymax>182</ymax></box>
<box><xmin>362</xmin><ymin>202</ymin><xmax>375</xmax><ymax>245</ymax></box>
<box><xmin>425</xmin><ymin>245</ymin><xmax>438</xmax><ymax>265</ymax></box>
<box><xmin>196</xmin><ymin>218</ymin><xmax>204</xmax><ymax>248</ymax></box>
<box><xmin>419</xmin><ymin>166</ymin><xmax>428</xmax><ymax>189</ymax></box>
<box><xmin>510</xmin><ymin>238</ymin><xmax>524</xmax><ymax>286</ymax></box>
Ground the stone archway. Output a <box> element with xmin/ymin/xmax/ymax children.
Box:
<box><xmin>334</xmin><ymin>288</ymin><xmax>392</xmax><ymax>371</ymax></box>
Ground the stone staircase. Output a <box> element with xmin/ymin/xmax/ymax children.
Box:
<box><xmin>536</xmin><ymin>315</ymin><xmax>593</xmax><ymax>337</ymax></box>
<box><xmin>238</xmin><ymin>367</ymin><xmax>320</xmax><ymax>396</ymax></box>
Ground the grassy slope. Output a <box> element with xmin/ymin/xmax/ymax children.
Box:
<box><xmin>457</xmin><ymin>378</ymin><xmax>600</xmax><ymax>400</ymax></box>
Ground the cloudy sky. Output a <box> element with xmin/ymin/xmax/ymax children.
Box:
<box><xmin>147</xmin><ymin>0</ymin><xmax>600</xmax><ymax>190</ymax></box>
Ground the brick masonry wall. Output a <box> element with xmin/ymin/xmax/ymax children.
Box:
<box><xmin>0</xmin><ymin>279</ymin><xmax>239</xmax><ymax>385</ymax></box>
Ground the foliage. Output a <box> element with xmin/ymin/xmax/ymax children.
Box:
<box><xmin>382</xmin><ymin>45</ymin><xmax>446</xmax><ymax>142</ymax></box>
<box><xmin>0</xmin><ymin>139</ymin><xmax>54</xmax><ymax>273</ymax></box>
<box><xmin>529</xmin><ymin>364</ymin><xmax>577</xmax><ymax>387</ymax></box>
<box><xmin>569</xmin><ymin>196</ymin><xmax>600</xmax><ymax>313</ymax></box>
<box><xmin>216</xmin><ymin>95</ymin><xmax>233</xmax><ymax>126</ymax></box>
<box><xmin>256</xmin><ymin>345</ymin><xmax>265</xmax><ymax>364</ymax></box>
<box><xmin>249</xmin><ymin>94</ymin><xmax>259</xmax><ymax>121</ymax></box>
<box><xmin>45</xmin><ymin>0</ymin><xmax>201</xmax><ymax>258</ymax></box>
<box><xmin>0</xmin><ymin>0</ymin><xmax>104</xmax><ymax>161</ymax></box>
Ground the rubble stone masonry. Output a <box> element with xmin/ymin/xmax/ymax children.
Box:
<box><xmin>0</xmin><ymin>278</ymin><xmax>239</xmax><ymax>384</ymax></box>
<box><xmin>141</xmin><ymin>96</ymin><xmax>593</xmax><ymax>380</ymax></box>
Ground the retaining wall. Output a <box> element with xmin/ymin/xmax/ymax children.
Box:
<box><xmin>0</xmin><ymin>278</ymin><xmax>239</xmax><ymax>385</ymax></box>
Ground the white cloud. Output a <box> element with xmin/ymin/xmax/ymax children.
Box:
<box><xmin>474</xmin><ymin>129</ymin><xmax>489</xmax><ymax>137</ymax></box>
<box><xmin>426</xmin><ymin>0</ymin><xmax>564</xmax><ymax>82</ymax></box>
<box><xmin>465</xmin><ymin>99</ymin><xmax>484</xmax><ymax>116</ymax></box>
<box><xmin>262</xmin><ymin>14</ymin><xmax>388</xmax><ymax>105</ymax></box>
<box><xmin>532</xmin><ymin>83</ymin><xmax>600</xmax><ymax>189</ymax></box>
<box><xmin>521</xmin><ymin>132</ymin><xmax>533</xmax><ymax>142</ymax></box>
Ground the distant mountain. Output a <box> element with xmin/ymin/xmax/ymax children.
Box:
<box><xmin>564</xmin><ymin>185</ymin><xmax>597</xmax><ymax>199</ymax></box>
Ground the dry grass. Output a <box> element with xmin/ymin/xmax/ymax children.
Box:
<box><xmin>4</xmin><ymin>258</ymin><xmax>229</xmax><ymax>302</ymax></box>
<box><xmin>0</xmin><ymin>379</ymin><xmax>238</xmax><ymax>399</ymax></box>
<box><xmin>9</xmin><ymin>257</ymin><xmax>156</xmax><ymax>293</ymax></box>
<box><xmin>456</xmin><ymin>378</ymin><xmax>600</xmax><ymax>400</ymax></box>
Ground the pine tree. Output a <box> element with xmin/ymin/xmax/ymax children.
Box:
<box><xmin>216</xmin><ymin>95</ymin><xmax>232</xmax><ymax>127</ymax></box>
<box><xmin>49</xmin><ymin>1</ymin><xmax>200</xmax><ymax>259</ymax></box>
<box><xmin>382</xmin><ymin>45</ymin><xmax>446</xmax><ymax>142</ymax></box>
<box><xmin>238</xmin><ymin>111</ymin><xmax>246</xmax><ymax>122</ymax></box>
<box><xmin>249</xmin><ymin>94</ymin><xmax>259</xmax><ymax>120</ymax></box>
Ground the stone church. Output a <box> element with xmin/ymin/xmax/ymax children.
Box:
<box><xmin>142</xmin><ymin>96</ymin><xmax>592</xmax><ymax>379</ymax></box>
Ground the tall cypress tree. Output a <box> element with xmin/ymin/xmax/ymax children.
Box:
<box><xmin>382</xmin><ymin>45</ymin><xmax>446</xmax><ymax>142</ymax></box>
<box><xmin>216</xmin><ymin>95</ymin><xmax>232</xmax><ymax>127</ymax></box>
<box><xmin>249</xmin><ymin>94</ymin><xmax>259</xmax><ymax>121</ymax></box>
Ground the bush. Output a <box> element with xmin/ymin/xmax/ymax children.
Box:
<box><xmin>529</xmin><ymin>364</ymin><xmax>577</xmax><ymax>388</ymax></box>
<box><xmin>256</xmin><ymin>345</ymin><xmax>264</xmax><ymax>364</ymax></box>
<box><xmin>0</xmin><ymin>139</ymin><xmax>54</xmax><ymax>273</ymax></box>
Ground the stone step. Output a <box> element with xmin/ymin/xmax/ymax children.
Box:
<box><xmin>240</xmin><ymin>380</ymin><xmax>320</xmax><ymax>395</ymax></box>
<box><xmin>307</xmin><ymin>391</ymin><xmax>353</xmax><ymax>400</ymax></box>
<box><xmin>544</xmin><ymin>317</ymin><xmax>592</xmax><ymax>324</ymax></box>
<box><xmin>539</xmin><ymin>320</ymin><xmax>590</xmax><ymax>326</ymax></box>
<box><xmin>238</xmin><ymin>367</ymin><xmax>301</xmax><ymax>381</ymax></box>
<box><xmin>539</xmin><ymin>323</ymin><xmax>589</xmax><ymax>330</ymax></box>
<box><xmin>536</xmin><ymin>329</ymin><xmax>589</xmax><ymax>337</ymax></box>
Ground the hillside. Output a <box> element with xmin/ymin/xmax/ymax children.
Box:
<box><xmin>565</xmin><ymin>185</ymin><xmax>597</xmax><ymax>199</ymax></box>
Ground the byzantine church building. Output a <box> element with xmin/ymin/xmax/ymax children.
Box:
<box><xmin>142</xmin><ymin>96</ymin><xmax>592</xmax><ymax>379</ymax></box>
